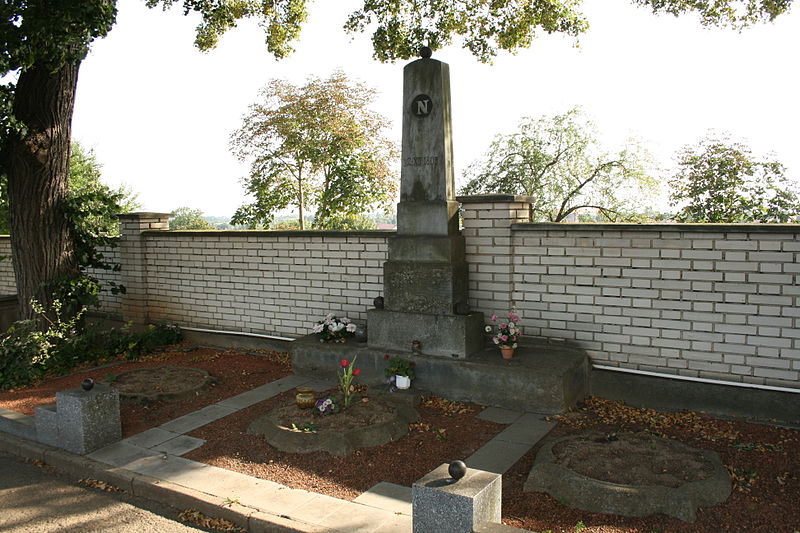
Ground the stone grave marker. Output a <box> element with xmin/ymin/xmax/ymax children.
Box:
<box><xmin>368</xmin><ymin>48</ymin><xmax>484</xmax><ymax>358</ymax></box>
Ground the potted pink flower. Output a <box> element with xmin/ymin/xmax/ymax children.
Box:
<box><xmin>485</xmin><ymin>312</ymin><xmax>521</xmax><ymax>359</ymax></box>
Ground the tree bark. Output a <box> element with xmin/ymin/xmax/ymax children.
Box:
<box><xmin>6</xmin><ymin>61</ymin><xmax>81</xmax><ymax>321</ymax></box>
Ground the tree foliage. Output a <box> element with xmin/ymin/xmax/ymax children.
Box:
<box><xmin>670</xmin><ymin>135</ymin><xmax>800</xmax><ymax>223</ymax></box>
<box><xmin>0</xmin><ymin>141</ymin><xmax>139</xmax><ymax>236</ymax></box>
<box><xmin>0</xmin><ymin>0</ymin><xmax>793</xmax><ymax>322</ymax></box>
<box><xmin>632</xmin><ymin>0</ymin><xmax>791</xmax><ymax>28</ymax></box>
<box><xmin>460</xmin><ymin>108</ymin><xmax>659</xmax><ymax>222</ymax></box>
<box><xmin>231</xmin><ymin>70</ymin><xmax>398</xmax><ymax>230</ymax></box>
<box><xmin>169</xmin><ymin>207</ymin><xmax>214</xmax><ymax>230</ymax></box>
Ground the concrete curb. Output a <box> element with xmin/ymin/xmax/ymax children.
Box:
<box><xmin>0</xmin><ymin>430</ymin><xmax>336</xmax><ymax>533</ymax></box>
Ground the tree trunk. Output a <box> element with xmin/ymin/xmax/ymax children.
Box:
<box><xmin>6</xmin><ymin>61</ymin><xmax>81</xmax><ymax>322</ymax></box>
<box><xmin>297</xmin><ymin>170</ymin><xmax>305</xmax><ymax>230</ymax></box>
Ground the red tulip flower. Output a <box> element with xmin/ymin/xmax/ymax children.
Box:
<box><xmin>341</xmin><ymin>359</ymin><xmax>348</xmax><ymax>367</ymax></box>
<box><xmin>353</xmin><ymin>368</ymin><xmax>361</xmax><ymax>376</ymax></box>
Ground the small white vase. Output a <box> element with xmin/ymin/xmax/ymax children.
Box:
<box><xmin>395</xmin><ymin>375</ymin><xmax>411</xmax><ymax>390</ymax></box>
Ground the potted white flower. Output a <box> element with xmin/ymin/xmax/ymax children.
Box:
<box><xmin>383</xmin><ymin>354</ymin><xmax>416</xmax><ymax>390</ymax></box>
<box><xmin>311</xmin><ymin>313</ymin><xmax>357</xmax><ymax>343</ymax></box>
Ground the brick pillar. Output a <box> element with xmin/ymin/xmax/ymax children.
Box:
<box><xmin>457</xmin><ymin>195</ymin><xmax>532</xmax><ymax>319</ymax></box>
<box><xmin>118</xmin><ymin>212</ymin><xmax>170</xmax><ymax>326</ymax></box>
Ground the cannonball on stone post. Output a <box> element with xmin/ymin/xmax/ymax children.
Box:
<box><xmin>448</xmin><ymin>460</ymin><xmax>467</xmax><ymax>481</ymax></box>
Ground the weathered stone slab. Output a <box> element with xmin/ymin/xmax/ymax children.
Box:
<box><xmin>524</xmin><ymin>431</ymin><xmax>732</xmax><ymax>522</ymax></box>
<box><xmin>248</xmin><ymin>397</ymin><xmax>419</xmax><ymax>458</ymax></box>
<box><xmin>367</xmin><ymin>309</ymin><xmax>484</xmax><ymax>358</ymax></box>
<box><xmin>383</xmin><ymin>260</ymin><xmax>469</xmax><ymax>315</ymax></box>
<box><xmin>412</xmin><ymin>463</ymin><xmax>501</xmax><ymax>533</ymax></box>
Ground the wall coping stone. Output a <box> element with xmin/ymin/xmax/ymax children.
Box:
<box><xmin>512</xmin><ymin>222</ymin><xmax>800</xmax><ymax>233</ymax></box>
<box><xmin>118</xmin><ymin>212</ymin><xmax>172</xmax><ymax>219</ymax></box>
<box><xmin>457</xmin><ymin>194</ymin><xmax>535</xmax><ymax>204</ymax></box>
<box><xmin>143</xmin><ymin>229</ymin><xmax>396</xmax><ymax>238</ymax></box>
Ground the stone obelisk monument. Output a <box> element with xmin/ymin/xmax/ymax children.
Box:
<box><xmin>368</xmin><ymin>49</ymin><xmax>484</xmax><ymax>358</ymax></box>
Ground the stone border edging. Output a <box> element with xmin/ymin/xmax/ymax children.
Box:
<box><xmin>110</xmin><ymin>366</ymin><xmax>216</xmax><ymax>403</ymax></box>
<box><xmin>523</xmin><ymin>431</ymin><xmax>732</xmax><ymax>522</ymax></box>
<box><xmin>248</xmin><ymin>397</ymin><xmax>420</xmax><ymax>458</ymax></box>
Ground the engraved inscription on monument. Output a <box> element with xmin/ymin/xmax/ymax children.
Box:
<box><xmin>404</xmin><ymin>156</ymin><xmax>439</xmax><ymax>167</ymax></box>
<box><xmin>411</xmin><ymin>94</ymin><xmax>432</xmax><ymax>117</ymax></box>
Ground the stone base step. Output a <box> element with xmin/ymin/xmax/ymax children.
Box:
<box><xmin>291</xmin><ymin>335</ymin><xmax>588</xmax><ymax>413</ymax></box>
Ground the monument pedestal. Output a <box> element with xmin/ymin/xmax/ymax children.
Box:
<box><xmin>367</xmin><ymin>309</ymin><xmax>484</xmax><ymax>358</ymax></box>
<box><xmin>412</xmin><ymin>463</ymin><xmax>501</xmax><ymax>533</ymax></box>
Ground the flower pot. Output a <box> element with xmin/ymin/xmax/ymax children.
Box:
<box><xmin>395</xmin><ymin>375</ymin><xmax>411</xmax><ymax>390</ymax></box>
<box><xmin>295</xmin><ymin>387</ymin><xmax>316</xmax><ymax>409</ymax></box>
<box><xmin>500</xmin><ymin>346</ymin><xmax>514</xmax><ymax>360</ymax></box>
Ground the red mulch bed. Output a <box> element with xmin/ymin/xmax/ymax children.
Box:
<box><xmin>0</xmin><ymin>344</ymin><xmax>292</xmax><ymax>437</ymax></box>
<box><xmin>501</xmin><ymin>397</ymin><xmax>800</xmax><ymax>533</ymax></box>
<box><xmin>3</xmin><ymin>348</ymin><xmax>799</xmax><ymax>532</ymax></box>
<box><xmin>185</xmin><ymin>391</ymin><xmax>507</xmax><ymax>501</ymax></box>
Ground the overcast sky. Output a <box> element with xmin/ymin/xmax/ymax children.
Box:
<box><xmin>70</xmin><ymin>0</ymin><xmax>800</xmax><ymax>217</ymax></box>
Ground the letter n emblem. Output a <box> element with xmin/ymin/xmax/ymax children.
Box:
<box><xmin>411</xmin><ymin>94</ymin><xmax>433</xmax><ymax>117</ymax></box>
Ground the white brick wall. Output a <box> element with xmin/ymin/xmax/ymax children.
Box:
<box><xmin>141</xmin><ymin>231</ymin><xmax>389</xmax><ymax>337</ymax></box>
<box><xmin>3</xmin><ymin>209</ymin><xmax>799</xmax><ymax>392</ymax></box>
<box><xmin>0</xmin><ymin>237</ymin><xmax>14</xmax><ymax>295</ymax></box>
<box><xmin>461</xmin><ymin>217</ymin><xmax>800</xmax><ymax>390</ymax></box>
<box><xmin>0</xmin><ymin>236</ymin><xmax>122</xmax><ymax>314</ymax></box>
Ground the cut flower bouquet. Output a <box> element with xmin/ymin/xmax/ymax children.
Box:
<box><xmin>485</xmin><ymin>312</ymin><xmax>521</xmax><ymax>348</ymax></box>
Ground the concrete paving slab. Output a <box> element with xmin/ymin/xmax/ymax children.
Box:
<box><xmin>466</xmin><ymin>440</ymin><xmax>533</xmax><ymax>474</ymax></box>
<box><xmin>123</xmin><ymin>427</ymin><xmax>181</xmax><ymax>448</ymax></box>
<box><xmin>87</xmin><ymin>441</ymin><xmax>160</xmax><ymax>467</ymax></box>
<box><xmin>215</xmin><ymin>389</ymin><xmax>276</xmax><ymax>410</ymax></box>
<box><xmin>151</xmin><ymin>435</ymin><xmax>206</xmax><ymax>456</ymax></box>
<box><xmin>353</xmin><ymin>482</ymin><xmax>412</xmax><ymax>515</ymax></box>
<box><xmin>170</xmin><ymin>465</ymin><xmax>283</xmax><ymax>502</ymax></box>
<box><xmin>123</xmin><ymin>454</ymin><xmax>216</xmax><ymax>485</ymax></box>
<box><xmin>477</xmin><ymin>407</ymin><xmax>524</xmax><ymax>424</ymax></box>
<box><xmin>239</xmin><ymin>483</ymin><xmax>321</xmax><ymax>516</ymax></box>
<box><xmin>493</xmin><ymin>413</ymin><xmax>555</xmax><ymax>445</ymax></box>
<box><xmin>316</xmin><ymin>501</ymin><xmax>403</xmax><ymax>533</ymax></box>
<box><xmin>0</xmin><ymin>406</ymin><xmax>32</xmax><ymax>424</ymax></box>
<box><xmin>248</xmin><ymin>510</ymin><xmax>339</xmax><ymax>533</ymax></box>
<box><xmin>287</xmin><ymin>493</ymin><xmax>354</xmax><ymax>524</ymax></box>
<box><xmin>157</xmin><ymin>404</ymin><xmax>237</xmax><ymax>434</ymax></box>
<box><xmin>0</xmin><ymin>407</ymin><xmax>36</xmax><ymax>440</ymax></box>
<box><xmin>370</xmin><ymin>514</ymin><xmax>413</xmax><ymax>533</ymax></box>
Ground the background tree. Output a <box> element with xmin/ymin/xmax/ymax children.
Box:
<box><xmin>1</xmin><ymin>141</ymin><xmax>139</xmax><ymax>314</ymax></box>
<box><xmin>460</xmin><ymin>108</ymin><xmax>659</xmax><ymax>222</ymax></box>
<box><xmin>169</xmin><ymin>207</ymin><xmax>215</xmax><ymax>230</ymax></box>
<box><xmin>230</xmin><ymin>70</ymin><xmax>398</xmax><ymax>230</ymax></box>
<box><xmin>0</xmin><ymin>0</ymin><xmax>791</xmax><ymax>321</ymax></box>
<box><xmin>670</xmin><ymin>134</ymin><xmax>800</xmax><ymax>223</ymax></box>
<box><xmin>1</xmin><ymin>142</ymin><xmax>139</xmax><ymax>235</ymax></box>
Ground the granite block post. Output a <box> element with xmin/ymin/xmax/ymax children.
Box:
<box><xmin>40</xmin><ymin>383</ymin><xmax>122</xmax><ymax>455</ymax></box>
<box><xmin>412</xmin><ymin>462</ymin><xmax>501</xmax><ymax>533</ymax></box>
<box><xmin>34</xmin><ymin>403</ymin><xmax>60</xmax><ymax>448</ymax></box>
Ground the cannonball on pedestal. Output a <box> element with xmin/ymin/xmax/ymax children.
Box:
<box><xmin>448</xmin><ymin>460</ymin><xmax>467</xmax><ymax>481</ymax></box>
